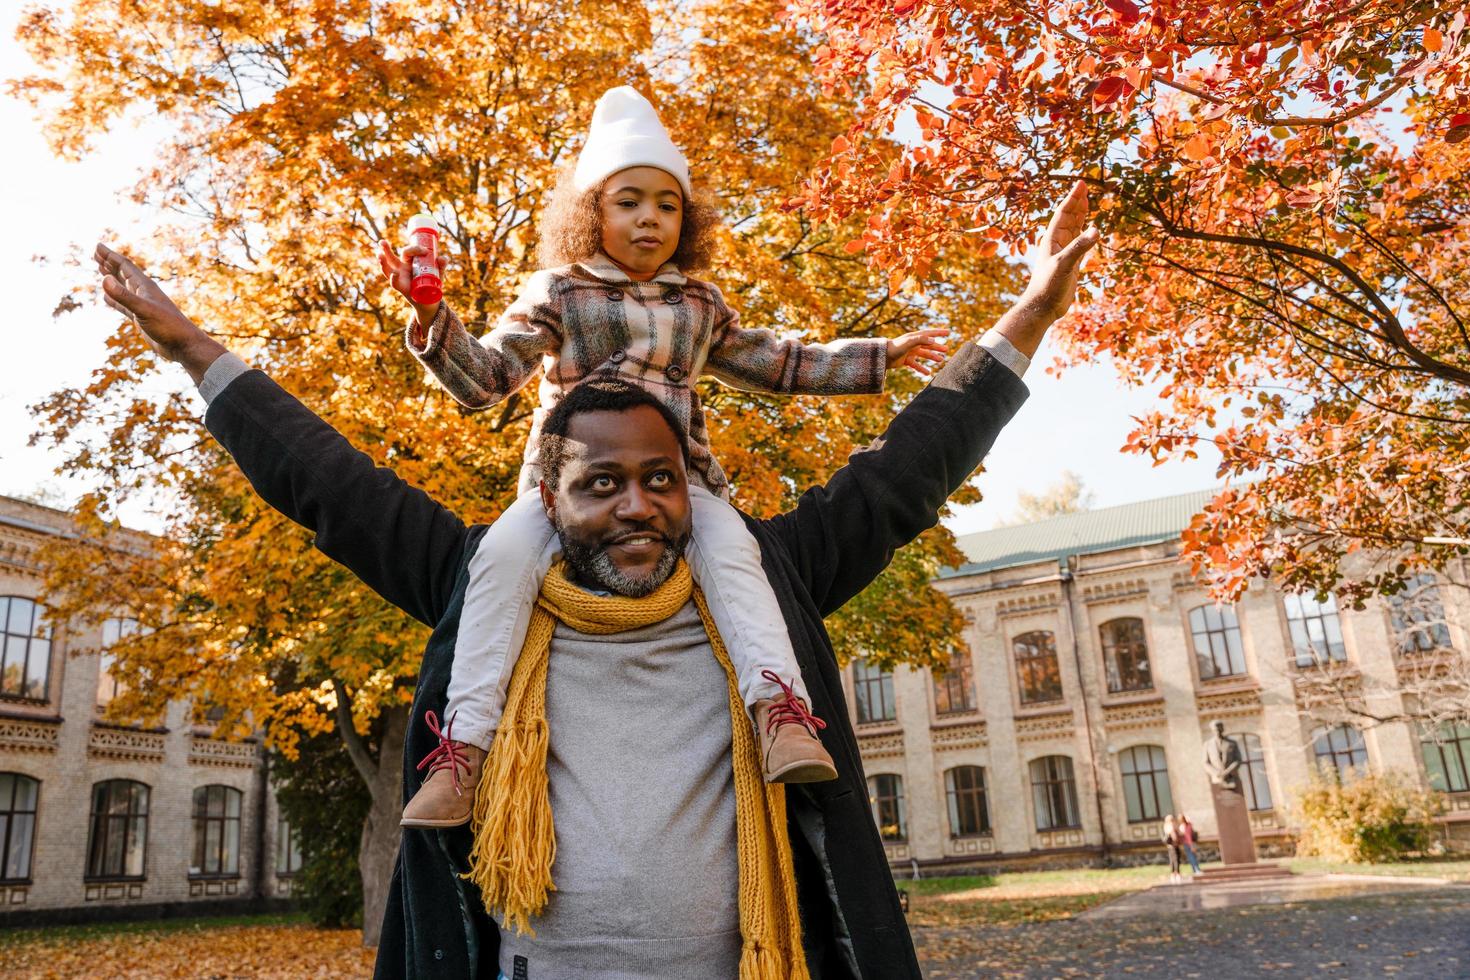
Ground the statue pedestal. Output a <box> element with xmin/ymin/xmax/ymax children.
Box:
<box><xmin>1210</xmin><ymin>781</ymin><xmax>1257</xmax><ymax>866</ymax></box>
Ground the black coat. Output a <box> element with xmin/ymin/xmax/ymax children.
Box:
<box><xmin>203</xmin><ymin>340</ymin><xmax>1028</xmax><ymax>978</ymax></box>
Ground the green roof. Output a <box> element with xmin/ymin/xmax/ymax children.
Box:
<box><xmin>944</xmin><ymin>488</ymin><xmax>1220</xmax><ymax>578</ymax></box>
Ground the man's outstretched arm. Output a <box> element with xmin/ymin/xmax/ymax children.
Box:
<box><xmin>762</xmin><ymin>182</ymin><xmax>1100</xmax><ymax>614</ymax></box>
<box><xmin>96</xmin><ymin>244</ymin><xmax>471</xmax><ymax>627</ymax></box>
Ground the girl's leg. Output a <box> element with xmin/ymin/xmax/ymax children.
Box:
<box><xmin>444</xmin><ymin>491</ymin><xmax>560</xmax><ymax>750</ymax></box>
<box><xmin>686</xmin><ymin>487</ymin><xmax>808</xmax><ymax>713</ymax></box>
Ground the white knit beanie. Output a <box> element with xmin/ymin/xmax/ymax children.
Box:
<box><xmin>573</xmin><ymin>86</ymin><xmax>692</xmax><ymax>199</ymax></box>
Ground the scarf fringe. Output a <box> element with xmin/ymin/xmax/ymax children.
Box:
<box><xmin>463</xmin><ymin>609</ymin><xmax>557</xmax><ymax>937</ymax></box>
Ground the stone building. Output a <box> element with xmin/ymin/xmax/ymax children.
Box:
<box><xmin>0</xmin><ymin>495</ymin><xmax>298</xmax><ymax>922</ymax></box>
<box><xmin>849</xmin><ymin>489</ymin><xmax>1470</xmax><ymax>872</ymax></box>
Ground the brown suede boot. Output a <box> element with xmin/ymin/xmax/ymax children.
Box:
<box><xmin>753</xmin><ymin>670</ymin><xmax>837</xmax><ymax>784</ymax></box>
<box><xmin>401</xmin><ymin>711</ymin><xmax>488</xmax><ymax>829</ymax></box>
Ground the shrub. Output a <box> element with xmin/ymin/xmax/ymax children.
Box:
<box><xmin>1292</xmin><ymin>772</ymin><xmax>1444</xmax><ymax>863</ymax></box>
<box><xmin>272</xmin><ymin>730</ymin><xmax>372</xmax><ymax>928</ymax></box>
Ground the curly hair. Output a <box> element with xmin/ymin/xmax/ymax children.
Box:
<box><xmin>536</xmin><ymin>164</ymin><xmax>721</xmax><ymax>273</ymax></box>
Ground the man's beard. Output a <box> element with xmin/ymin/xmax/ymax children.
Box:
<box><xmin>554</xmin><ymin>519</ymin><xmax>690</xmax><ymax>598</ymax></box>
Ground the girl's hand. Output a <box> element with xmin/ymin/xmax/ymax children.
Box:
<box><xmin>376</xmin><ymin>239</ymin><xmax>448</xmax><ymax>326</ymax></box>
<box><xmin>885</xmin><ymin>327</ymin><xmax>950</xmax><ymax>376</ymax></box>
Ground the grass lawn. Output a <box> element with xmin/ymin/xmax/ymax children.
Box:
<box><xmin>0</xmin><ymin>913</ymin><xmax>373</xmax><ymax>979</ymax></box>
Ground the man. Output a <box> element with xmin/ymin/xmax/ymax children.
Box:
<box><xmin>95</xmin><ymin>184</ymin><xmax>1098</xmax><ymax>978</ymax></box>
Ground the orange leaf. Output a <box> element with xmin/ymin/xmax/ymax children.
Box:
<box><xmin>1180</xmin><ymin>135</ymin><xmax>1212</xmax><ymax>161</ymax></box>
<box><xmin>1423</xmin><ymin>28</ymin><xmax>1443</xmax><ymax>53</ymax></box>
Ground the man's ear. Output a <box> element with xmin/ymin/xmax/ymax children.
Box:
<box><xmin>539</xmin><ymin>479</ymin><xmax>556</xmax><ymax>523</ymax></box>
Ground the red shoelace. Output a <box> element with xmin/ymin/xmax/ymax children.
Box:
<box><xmin>760</xmin><ymin>669</ymin><xmax>828</xmax><ymax>737</ymax></box>
<box><xmin>416</xmin><ymin>710</ymin><xmax>471</xmax><ymax>796</ymax></box>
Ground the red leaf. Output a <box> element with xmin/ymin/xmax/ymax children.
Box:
<box><xmin>1450</xmin><ymin>112</ymin><xmax>1470</xmax><ymax>128</ymax></box>
<box><xmin>1092</xmin><ymin>76</ymin><xmax>1127</xmax><ymax>105</ymax></box>
<box><xmin>1104</xmin><ymin>0</ymin><xmax>1141</xmax><ymax>26</ymax></box>
<box><xmin>894</xmin><ymin>0</ymin><xmax>922</xmax><ymax>15</ymax></box>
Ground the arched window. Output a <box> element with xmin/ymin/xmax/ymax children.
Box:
<box><xmin>1118</xmin><ymin>745</ymin><xmax>1173</xmax><ymax>823</ymax></box>
<box><xmin>1284</xmin><ymin>593</ymin><xmax>1346</xmax><ymax>666</ymax></box>
<box><xmin>944</xmin><ymin>766</ymin><xmax>991</xmax><ymax>837</ymax></box>
<box><xmin>1100</xmin><ymin>618</ymin><xmax>1152</xmax><ymax>693</ymax></box>
<box><xmin>933</xmin><ymin>651</ymin><xmax>975</xmax><ymax>715</ymax></box>
<box><xmin>1189</xmin><ymin>604</ymin><xmax>1246</xmax><ymax>679</ymax></box>
<box><xmin>191</xmin><ymin>785</ymin><xmax>243</xmax><ymax>877</ymax></box>
<box><xmin>1030</xmin><ymin>755</ymin><xmax>1080</xmax><ymax>831</ymax></box>
<box><xmin>1233</xmin><ymin>732</ymin><xmax>1274</xmax><ymax>811</ymax></box>
<box><xmin>1013</xmin><ymin>631</ymin><xmax>1063</xmax><ymax>705</ymax></box>
<box><xmin>86</xmin><ymin>779</ymin><xmax>149</xmax><ymax>879</ymax></box>
<box><xmin>1389</xmin><ymin>574</ymin><xmax>1453</xmax><ymax>655</ymax></box>
<box><xmin>0</xmin><ymin>773</ymin><xmax>39</xmax><ymax>882</ymax></box>
<box><xmin>98</xmin><ymin>616</ymin><xmax>141</xmax><ymax>707</ymax></box>
<box><xmin>1313</xmin><ymin>725</ymin><xmax>1369</xmax><ymax>781</ymax></box>
<box><xmin>867</xmin><ymin>774</ymin><xmax>906</xmax><ymax>841</ymax></box>
<box><xmin>1420</xmin><ymin>722</ymin><xmax>1470</xmax><ymax>794</ymax></box>
<box><xmin>1</xmin><ymin>597</ymin><xmax>52</xmax><ymax>701</ymax></box>
<box><xmin>852</xmin><ymin>660</ymin><xmax>896</xmax><ymax>723</ymax></box>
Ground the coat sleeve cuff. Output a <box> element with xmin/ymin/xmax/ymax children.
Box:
<box><xmin>198</xmin><ymin>351</ymin><xmax>252</xmax><ymax>406</ymax></box>
<box><xmin>404</xmin><ymin>302</ymin><xmax>449</xmax><ymax>357</ymax></box>
<box><xmin>977</xmin><ymin>330</ymin><xmax>1031</xmax><ymax>379</ymax></box>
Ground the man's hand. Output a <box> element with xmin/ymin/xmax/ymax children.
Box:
<box><xmin>95</xmin><ymin>243</ymin><xmax>227</xmax><ymax>384</ymax></box>
<box><xmin>885</xmin><ymin>327</ymin><xmax>950</xmax><ymax>376</ymax></box>
<box><xmin>992</xmin><ymin>181</ymin><xmax>1100</xmax><ymax>358</ymax></box>
<box><xmin>376</xmin><ymin>238</ymin><xmax>448</xmax><ymax>329</ymax></box>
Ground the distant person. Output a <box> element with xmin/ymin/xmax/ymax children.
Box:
<box><xmin>1162</xmin><ymin>814</ymin><xmax>1183</xmax><ymax>885</ymax></box>
<box><xmin>1177</xmin><ymin>813</ymin><xmax>1201</xmax><ymax>876</ymax></box>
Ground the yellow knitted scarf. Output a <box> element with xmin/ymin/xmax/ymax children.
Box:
<box><xmin>465</xmin><ymin>559</ymin><xmax>809</xmax><ymax>979</ymax></box>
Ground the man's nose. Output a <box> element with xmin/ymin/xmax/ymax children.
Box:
<box><xmin>615</xmin><ymin>484</ymin><xmax>658</xmax><ymax>523</ymax></box>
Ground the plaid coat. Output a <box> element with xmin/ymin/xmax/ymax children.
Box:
<box><xmin>405</xmin><ymin>253</ymin><xmax>889</xmax><ymax>496</ymax></box>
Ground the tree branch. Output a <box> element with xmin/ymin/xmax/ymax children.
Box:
<box><xmin>333</xmin><ymin>679</ymin><xmax>378</xmax><ymax>789</ymax></box>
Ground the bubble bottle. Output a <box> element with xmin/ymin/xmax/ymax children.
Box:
<box><xmin>406</xmin><ymin>213</ymin><xmax>442</xmax><ymax>306</ymax></box>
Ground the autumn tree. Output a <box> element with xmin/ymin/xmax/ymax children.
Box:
<box><xmin>11</xmin><ymin>0</ymin><xmax>1013</xmax><ymax>938</ymax></box>
<box><xmin>1003</xmin><ymin>469</ymin><xmax>1094</xmax><ymax>525</ymax></box>
<box><xmin>785</xmin><ymin>0</ymin><xmax>1470</xmax><ymax>613</ymax></box>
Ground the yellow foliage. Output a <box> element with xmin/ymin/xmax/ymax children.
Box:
<box><xmin>19</xmin><ymin>0</ymin><xmax>1015</xmax><ymax>747</ymax></box>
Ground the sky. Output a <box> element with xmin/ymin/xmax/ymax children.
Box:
<box><xmin>0</xmin><ymin>26</ymin><xmax>1225</xmax><ymax>540</ymax></box>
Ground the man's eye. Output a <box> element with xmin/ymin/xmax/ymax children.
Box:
<box><xmin>590</xmin><ymin>475</ymin><xmax>616</xmax><ymax>491</ymax></box>
<box><xmin>647</xmin><ymin>471</ymin><xmax>672</xmax><ymax>488</ymax></box>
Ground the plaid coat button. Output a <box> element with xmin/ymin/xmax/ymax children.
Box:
<box><xmin>605</xmin><ymin>287</ymin><xmax>623</xmax><ymax>300</ymax></box>
<box><xmin>609</xmin><ymin>349</ymin><xmax>627</xmax><ymax>364</ymax></box>
<box><xmin>662</xmin><ymin>288</ymin><xmax>684</xmax><ymax>305</ymax></box>
<box><xmin>664</xmin><ymin>364</ymin><xmax>686</xmax><ymax>383</ymax></box>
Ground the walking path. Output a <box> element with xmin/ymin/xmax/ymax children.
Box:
<box><xmin>915</xmin><ymin>883</ymin><xmax>1470</xmax><ymax>978</ymax></box>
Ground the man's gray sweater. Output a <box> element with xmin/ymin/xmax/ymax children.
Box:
<box><xmin>496</xmin><ymin>601</ymin><xmax>741</xmax><ymax>979</ymax></box>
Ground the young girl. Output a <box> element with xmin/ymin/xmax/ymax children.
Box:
<box><xmin>379</xmin><ymin>87</ymin><xmax>949</xmax><ymax>828</ymax></box>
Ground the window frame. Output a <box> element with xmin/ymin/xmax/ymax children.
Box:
<box><xmin>852</xmin><ymin>659</ymin><xmax>897</xmax><ymax>724</ymax></box>
<box><xmin>867</xmin><ymin>773</ymin><xmax>907</xmax><ymax>842</ymax></box>
<box><xmin>275</xmin><ymin>815</ymin><xmax>303</xmax><ymax>877</ymax></box>
<box><xmin>85</xmin><ymin>779</ymin><xmax>150</xmax><ymax>881</ymax></box>
<box><xmin>98</xmin><ymin>616</ymin><xmax>142</xmax><ymax>708</ymax></box>
<box><xmin>1029</xmin><ymin>755</ymin><xmax>1081</xmax><ymax>831</ymax></box>
<box><xmin>1188</xmin><ymin>603</ymin><xmax>1247</xmax><ymax>680</ymax></box>
<box><xmin>0</xmin><ymin>772</ymin><xmax>39</xmax><ymax>883</ymax></box>
<box><xmin>1117</xmin><ymin>744</ymin><xmax>1173</xmax><ymax>823</ymax></box>
<box><xmin>0</xmin><ymin>596</ymin><xmax>53</xmax><ymax>703</ymax></box>
<box><xmin>1312</xmin><ymin>724</ymin><xmax>1369</xmax><ymax>781</ymax></box>
<box><xmin>190</xmin><ymin>784</ymin><xmax>243</xmax><ymax>879</ymax></box>
<box><xmin>944</xmin><ymin>765</ymin><xmax>991</xmax><ymax>838</ymax></box>
<box><xmin>1388</xmin><ymin>573</ymin><xmax>1454</xmax><ymax>656</ymax></box>
<box><xmin>1013</xmin><ymin>630</ymin><xmax>1064</xmax><ymax>706</ymax></box>
<box><xmin>932</xmin><ymin>651</ymin><xmax>976</xmax><ymax>716</ymax></box>
<box><xmin>1100</xmin><ymin>617</ymin><xmax>1153</xmax><ymax>694</ymax></box>
<box><xmin>1420</xmin><ymin>722</ymin><xmax>1470</xmax><ymax>794</ymax></box>
<box><xmin>1283</xmin><ymin>592</ymin><xmax>1347</xmax><ymax>667</ymax></box>
<box><xmin>1233</xmin><ymin>732</ymin><xmax>1274</xmax><ymax>812</ymax></box>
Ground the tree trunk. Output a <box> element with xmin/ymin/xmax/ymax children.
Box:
<box><xmin>358</xmin><ymin>703</ymin><xmax>407</xmax><ymax>948</ymax></box>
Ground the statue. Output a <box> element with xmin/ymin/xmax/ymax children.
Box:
<box><xmin>1202</xmin><ymin>720</ymin><xmax>1244</xmax><ymax>792</ymax></box>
